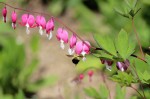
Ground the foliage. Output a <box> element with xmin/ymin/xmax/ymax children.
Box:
<box><xmin>0</xmin><ymin>33</ymin><xmax>57</xmax><ymax>98</ymax></box>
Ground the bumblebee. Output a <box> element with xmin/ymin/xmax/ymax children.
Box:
<box><xmin>67</xmin><ymin>55</ymin><xmax>81</xmax><ymax>65</ymax></box>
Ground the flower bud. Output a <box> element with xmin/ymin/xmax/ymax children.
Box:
<box><xmin>116</xmin><ymin>59</ymin><xmax>130</xmax><ymax>71</ymax></box>
<box><xmin>11</xmin><ymin>11</ymin><xmax>17</xmax><ymax>29</ymax></box>
<box><xmin>56</xmin><ymin>28</ymin><xmax>68</xmax><ymax>49</ymax></box>
<box><xmin>2</xmin><ymin>7</ymin><xmax>7</xmax><ymax>23</ymax></box>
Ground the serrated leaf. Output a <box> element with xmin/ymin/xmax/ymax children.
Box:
<box><xmin>110</xmin><ymin>71</ymin><xmax>135</xmax><ymax>86</ymax></box>
<box><xmin>115</xmin><ymin>29</ymin><xmax>135</xmax><ymax>60</ymax></box>
<box><xmin>94</xmin><ymin>34</ymin><xmax>117</xmax><ymax>57</ymax></box>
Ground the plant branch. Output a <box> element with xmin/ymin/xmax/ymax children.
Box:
<box><xmin>0</xmin><ymin>2</ymin><xmax>96</xmax><ymax>49</ymax></box>
<box><xmin>132</xmin><ymin>18</ymin><xmax>145</xmax><ymax>59</ymax></box>
<box><xmin>130</xmin><ymin>86</ymin><xmax>144</xmax><ymax>99</ymax></box>
<box><xmin>132</xmin><ymin>63</ymin><xmax>146</xmax><ymax>99</ymax></box>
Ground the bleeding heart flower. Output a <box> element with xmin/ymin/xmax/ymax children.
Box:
<box><xmin>116</xmin><ymin>59</ymin><xmax>130</xmax><ymax>72</ymax></box>
<box><xmin>2</xmin><ymin>7</ymin><xmax>7</xmax><ymax>23</ymax></box>
<box><xmin>56</xmin><ymin>28</ymin><xmax>68</xmax><ymax>49</ymax></box>
<box><xmin>79</xmin><ymin>74</ymin><xmax>84</xmax><ymax>81</ymax></box>
<box><xmin>36</xmin><ymin>15</ymin><xmax>46</xmax><ymax>35</ymax></box>
<box><xmin>11</xmin><ymin>11</ymin><xmax>17</xmax><ymax>29</ymax></box>
<box><xmin>46</xmin><ymin>18</ymin><xmax>54</xmax><ymax>40</ymax></box>
<box><xmin>21</xmin><ymin>14</ymin><xmax>35</xmax><ymax>34</ymax></box>
<box><xmin>100</xmin><ymin>59</ymin><xmax>113</xmax><ymax>71</ymax></box>
<box><xmin>88</xmin><ymin>70</ymin><xmax>94</xmax><ymax>82</ymax></box>
<box><xmin>75</xmin><ymin>41</ymin><xmax>90</xmax><ymax>61</ymax></box>
<box><xmin>68</xmin><ymin>34</ymin><xmax>77</xmax><ymax>55</ymax></box>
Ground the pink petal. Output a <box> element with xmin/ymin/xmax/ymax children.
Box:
<box><xmin>21</xmin><ymin>14</ymin><xmax>28</xmax><ymax>26</ymax></box>
<box><xmin>28</xmin><ymin>15</ymin><xmax>35</xmax><ymax>27</ymax></box>
<box><xmin>75</xmin><ymin>41</ymin><xmax>83</xmax><ymax>55</ymax></box>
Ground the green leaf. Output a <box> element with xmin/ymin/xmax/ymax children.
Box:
<box><xmin>145</xmin><ymin>54</ymin><xmax>150</xmax><ymax>66</ymax></box>
<box><xmin>27</xmin><ymin>76</ymin><xmax>58</xmax><ymax>92</ymax></box>
<box><xmin>125</xmin><ymin>0</ymin><xmax>138</xmax><ymax>9</ymax></box>
<box><xmin>115</xmin><ymin>84</ymin><xmax>126</xmax><ymax>99</ymax></box>
<box><xmin>99</xmin><ymin>84</ymin><xmax>109</xmax><ymax>99</ymax></box>
<box><xmin>76</xmin><ymin>55</ymin><xmax>102</xmax><ymax>73</ymax></box>
<box><xmin>94</xmin><ymin>34</ymin><xmax>117</xmax><ymax>57</ymax></box>
<box><xmin>138</xmin><ymin>71</ymin><xmax>150</xmax><ymax>84</ymax></box>
<box><xmin>115</xmin><ymin>29</ymin><xmax>135</xmax><ymax>60</ymax></box>
<box><xmin>18</xmin><ymin>58</ymin><xmax>38</xmax><ymax>87</ymax></box>
<box><xmin>84</xmin><ymin>87</ymin><xmax>101</xmax><ymax>99</ymax></box>
<box><xmin>15</xmin><ymin>90</ymin><xmax>25</xmax><ymax>99</ymax></box>
<box><xmin>110</xmin><ymin>71</ymin><xmax>135</xmax><ymax>86</ymax></box>
<box><xmin>114</xmin><ymin>8</ymin><xmax>129</xmax><ymax>18</ymax></box>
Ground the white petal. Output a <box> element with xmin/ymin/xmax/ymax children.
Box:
<box><xmin>48</xmin><ymin>31</ymin><xmax>53</xmax><ymax>40</ymax></box>
<box><xmin>39</xmin><ymin>26</ymin><xmax>43</xmax><ymax>35</ymax></box>
<box><xmin>121</xmin><ymin>68</ymin><xmax>124</xmax><ymax>72</ymax></box>
<box><xmin>105</xmin><ymin>64</ymin><xmax>112</xmax><ymax>71</ymax></box>
<box><xmin>26</xmin><ymin>24</ymin><xmax>30</xmax><ymax>34</ymax></box>
<box><xmin>60</xmin><ymin>40</ymin><xmax>65</xmax><ymax>49</ymax></box>
<box><xmin>68</xmin><ymin>48</ymin><xmax>74</xmax><ymax>55</ymax></box>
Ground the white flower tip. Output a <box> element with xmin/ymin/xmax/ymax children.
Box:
<box><xmin>121</xmin><ymin>68</ymin><xmax>124</xmax><ymax>72</ymax></box>
<box><xmin>60</xmin><ymin>40</ymin><xmax>65</xmax><ymax>49</ymax></box>
<box><xmin>106</xmin><ymin>65</ymin><xmax>112</xmax><ymax>71</ymax></box>
<box><xmin>68</xmin><ymin>48</ymin><xmax>74</xmax><ymax>55</ymax></box>
<box><xmin>48</xmin><ymin>32</ymin><xmax>53</xmax><ymax>40</ymax></box>
<box><xmin>26</xmin><ymin>24</ymin><xmax>30</xmax><ymax>34</ymax></box>
<box><xmin>39</xmin><ymin>27</ymin><xmax>43</xmax><ymax>35</ymax></box>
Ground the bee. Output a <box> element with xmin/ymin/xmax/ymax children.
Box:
<box><xmin>67</xmin><ymin>55</ymin><xmax>81</xmax><ymax>65</ymax></box>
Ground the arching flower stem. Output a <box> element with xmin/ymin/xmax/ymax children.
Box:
<box><xmin>0</xmin><ymin>2</ymin><xmax>96</xmax><ymax>49</ymax></box>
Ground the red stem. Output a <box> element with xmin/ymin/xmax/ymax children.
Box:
<box><xmin>130</xmin><ymin>86</ymin><xmax>144</xmax><ymax>99</ymax></box>
<box><xmin>132</xmin><ymin>18</ymin><xmax>145</xmax><ymax>59</ymax></box>
<box><xmin>101</xmin><ymin>72</ymin><xmax>111</xmax><ymax>99</ymax></box>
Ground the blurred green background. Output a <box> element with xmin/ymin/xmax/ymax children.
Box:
<box><xmin>0</xmin><ymin>0</ymin><xmax>150</xmax><ymax>99</ymax></box>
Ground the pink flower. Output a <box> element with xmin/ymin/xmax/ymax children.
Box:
<box><xmin>2</xmin><ymin>7</ymin><xmax>7</xmax><ymax>23</ymax></box>
<box><xmin>68</xmin><ymin>34</ymin><xmax>77</xmax><ymax>55</ymax></box>
<box><xmin>56</xmin><ymin>28</ymin><xmax>68</xmax><ymax>49</ymax></box>
<box><xmin>21</xmin><ymin>14</ymin><xmax>35</xmax><ymax>34</ymax></box>
<box><xmin>36</xmin><ymin>15</ymin><xmax>46</xmax><ymax>35</ymax></box>
<box><xmin>46</xmin><ymin>18</ymin><xmax>54</xmax><ymax>40</ymax></box>
<box><xmin>88</xmin><ymin>70</ymin><xmax>94</xmax><ymax>82</ymax></box>
<box><xmin>11</xmin><ymin>11</ymin><xmax>17</xmax><ymax>29</ymax></box>
<box><xmin>75</xmin><ymin>41</ymin><xmax>90</xmax><ymax>61</ymax></box>
<box><xmin>79</xmin><ymin>74</ymin><xmax>84</xmax><ymax>81</ymax></box>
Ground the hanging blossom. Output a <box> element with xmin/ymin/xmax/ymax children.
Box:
<box><xmin>2</xmin><ymin>7</ymin><xmax>7</xmax><ymax>23</ymax></box>
<box><xmin>88</xmin><ymin>70</ymin><xmax>94</xmax><ymax>82</ymax></box>
<box><xmin>116</xmin><ymin>59</ymin><xmax>130</xmax><ymax>72</ymax></box>
<box><xmin>46</xmin><ymin>18</ymin><xmax>54</xmax><ymax>40</ymax></box>
<box><xmin>79</xmin><ymin>74</ymin><xmax>84</xmax><ymax>81</ymax></box>
<box><xmin>21</xmin><ymin>14</ymin><xmax>35</xmax><ymax>34</ymax></box>
<box><xmin>100</xmin><ymin>59</ymin><xmax>113</xmax><ymax>71</ymax></box>
<box><xmin>35</xmin><ymin>15</ymin><xmax>46</xmax><ymax>35</ymax></box>
<box><xmin>75</xmin><ymin>41</ymin><xmax>91</xmax><ymax>61</ymax></box>
<box><xmin>56</xmin><ymin>28</ymin><xmax>68</xmax><ymax>49</ymax></box>
<box><xmin>11</xmin><ymin>11</ymin><xmax>17</xmax><ymax>29</ymax></box>
<box><xmin>68</xmin><ymin>34</ymin><xmax>77</xmax><ymax>55</ymax></box>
